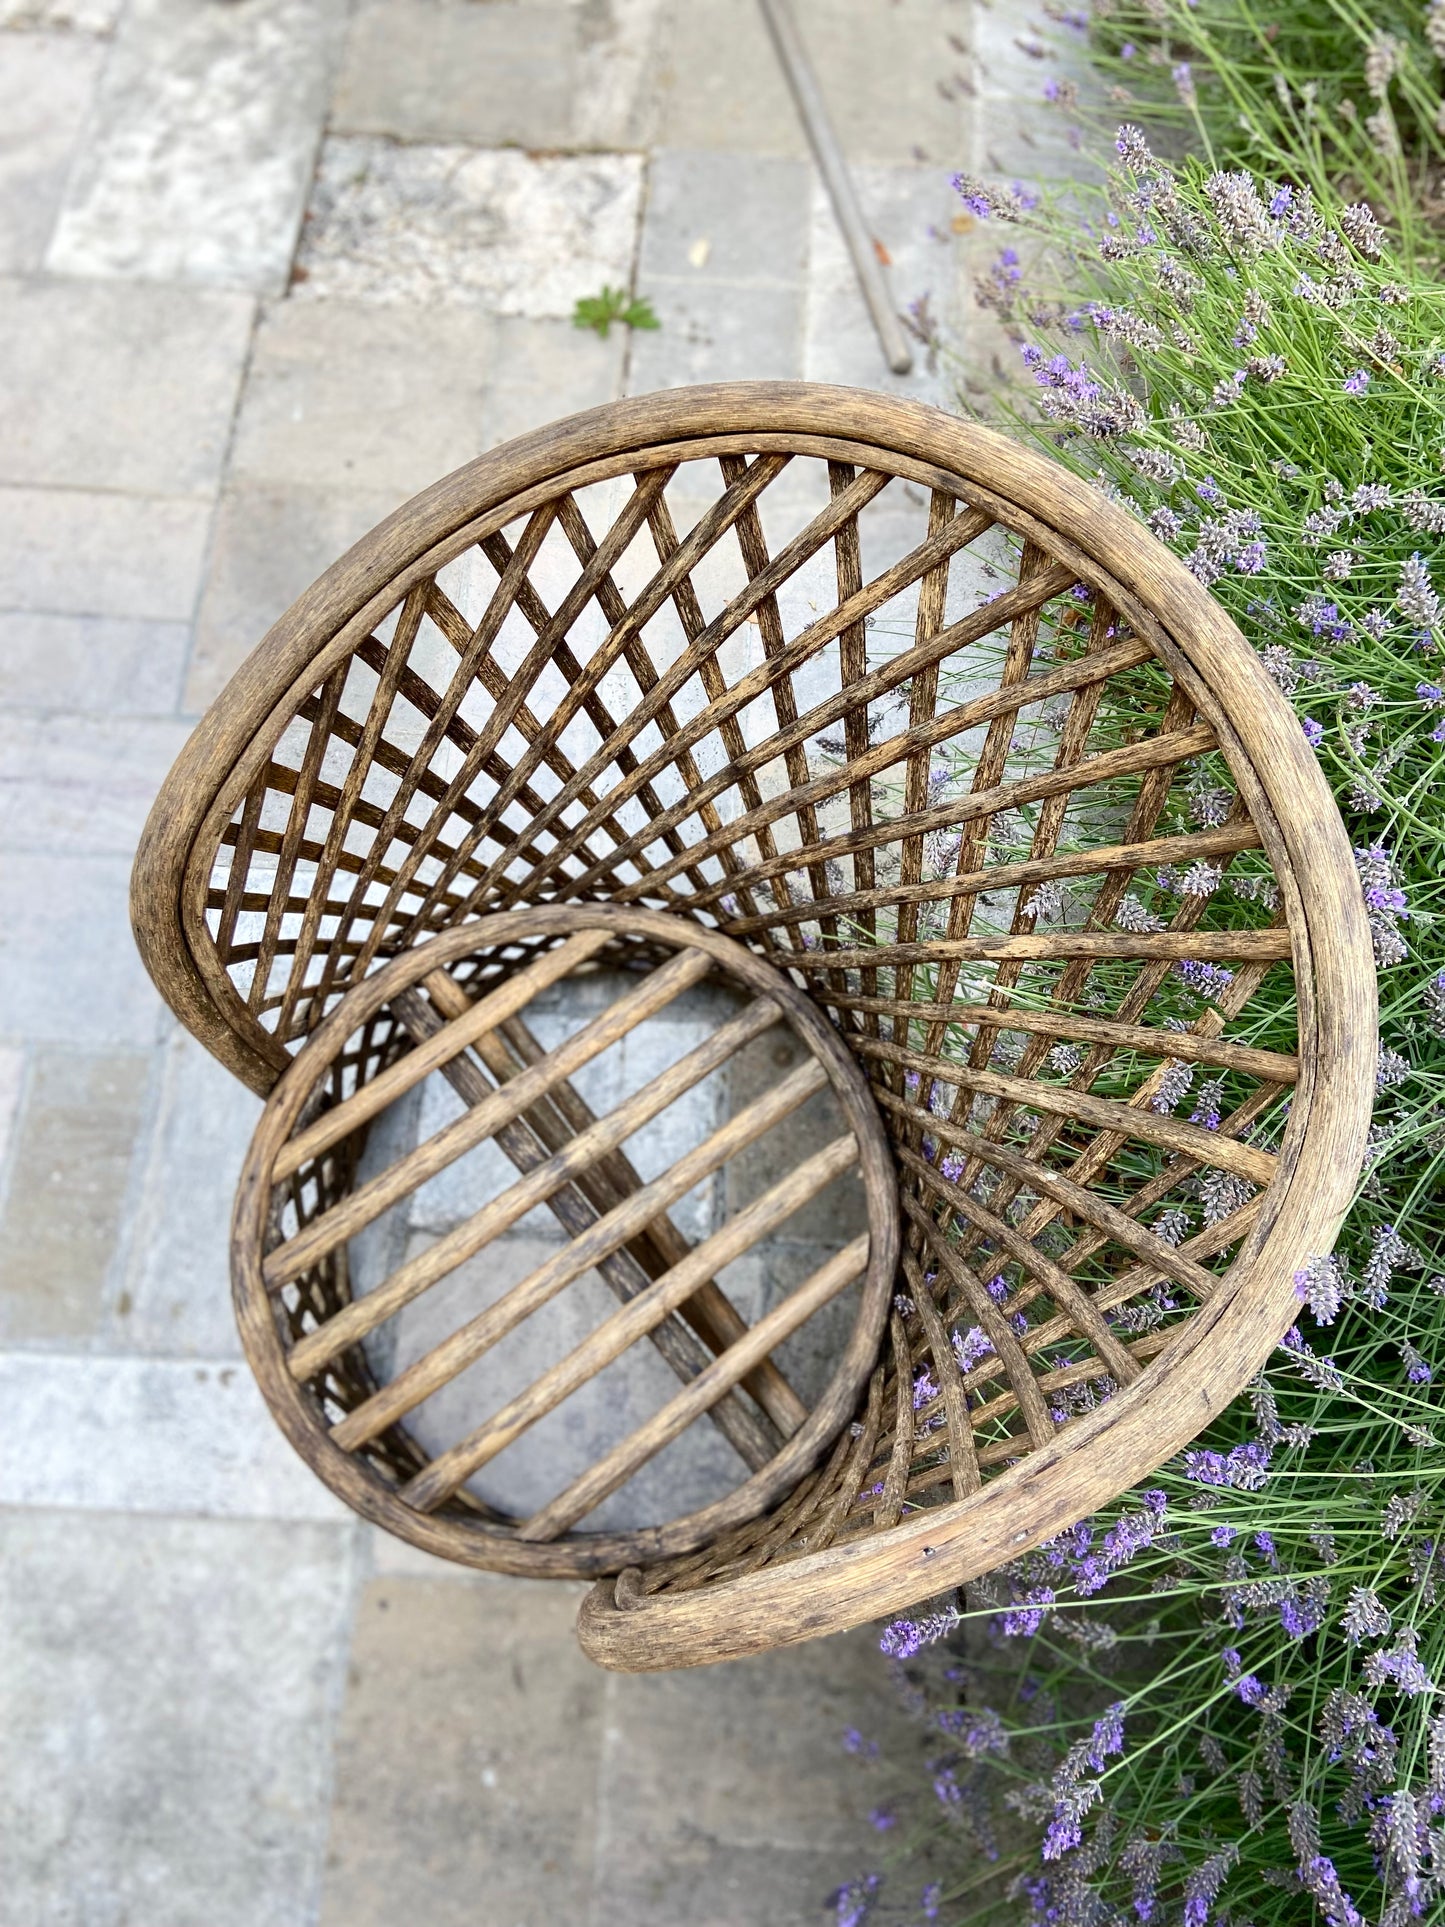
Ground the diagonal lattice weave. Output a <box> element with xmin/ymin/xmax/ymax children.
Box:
<box><xmin>131</xmin><ymin>388</ymin><xmax>1375</xmax><ymax>1665</ymax></box>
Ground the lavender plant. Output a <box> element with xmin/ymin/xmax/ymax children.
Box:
<box><xmin>830</xmin><ymin>128</ymin><xmax>1445</xmax><ymax>1927</ymax></box>
<box><xmin>1037</xmin><ymin>0</ymin><xmax>1445</xmax><ymax>250</ymax></box>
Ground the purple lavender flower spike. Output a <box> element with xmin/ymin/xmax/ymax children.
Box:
<box><xmin>996</xmin><ymin>1587</ymin><xmax>1056</xmax><ymax>1638</ymax></box>
<box><xmin>830</xmin><ymin>1872</ymin><xmax>880</xmax><ymax>1927</ymax></box>
<box><xmin>1087</xmin><ymin>1702</ymin><xmax>1126</xmax><ymax>1769</ymax></box>
<box><xmin>1042</xmin><ymin>1812</ymin><xmax>1082</xmax><ymax>1860</ymax></box>
<box><xmin>878</xmin><ymin>1609</ymin><xmax>960</xmax><ymax>1660</ymax></box>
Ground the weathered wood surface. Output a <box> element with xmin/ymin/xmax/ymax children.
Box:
<box><xmin>122</xmin><ymin>385</ymin><xmax>1375</xmax><ymax>1666</ymax></box>
<box><xmin>230</xmin><ymin>905</ymin><xmax>899</xmax><ymax>1579</ymax></box>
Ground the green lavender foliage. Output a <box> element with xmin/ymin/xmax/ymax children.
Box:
<box><xmin>832</xmin><ymin>119</ymin><xmax>1445</xmax><ymax>1927</ymax></box>
<box><xmin>1046</xmin><ymin>0</ymin><xmax>1445</xmax><ymax>257</ymax></box>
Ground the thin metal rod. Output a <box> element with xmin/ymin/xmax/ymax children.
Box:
<box><xmin>758</xmin><ymin>0</ymin><xmax>914</xmax><ymax>376</ymax></box>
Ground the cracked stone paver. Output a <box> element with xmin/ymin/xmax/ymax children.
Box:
<box><xmin>294</xmin><ymin>138</ymin><xmax>647</xmax><ymax>315</ymax></box>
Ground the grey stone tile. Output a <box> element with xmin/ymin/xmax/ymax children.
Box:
<box><xmin>185</xmin><ymin>480</ymin><xmax>402</xmax><ymax>714</ymax></box>
<box><xmin>650</xmin><ymin>0</ymin><xmax>971</xmax><ymax>164</ymax></box>
<box><xmin>0</xmin><ymin>1043</ymin><xmax>23</xmax><ymax>1173</ymax></box>
<box><xmin>0</xmin><ymin>30</ymin><xmax>103</xmax><ymax>271</ymax></box>
<box><xmin>802</xmin><ymin>163</ymin><xmax>961</xmax><ymax>401</ymax></box>
<box><xmin>230</xmin><ymin>297</ymin><xmax>493</xmax><ymax>498</ymax></box>
<box><xmin>0</xmin><ymin>485</ymin><xmax>212</xmax><ymax>622</ymax></box>
<box><xmin>480</xmin><ymin>315</ymin><xmax>626</xmax><ymax>450</ymax></box>
<box><xmin>319</xmin><ymin>1571</ymin><xmax>602</xmax><ymax>1927</ymax></box>
<box><xmin>970</xmin><ymin>5</ymin><xmax>1104</xmax><ymax>184</ymax></box>
<box><xmin>46</xmin><ymin>0</ymin><xmax>348</xmax><ymax>295</ymax></box>
<box><xmin>0</xmin><ymin>1507</ymin><xmax>357</xmax><ymax>1927</ymax></box>
<box><xmin>0</xmin><ymin>1047</ymin><xmax>149</xmax><ymax>1341</ymax></box>
<box><xmin>0</xmin><ymin>276</ymin><xmax>253</xmax><ymax>496</ymax></box>
<box><xmin>109</xmin><ymin>1030</ymin><xmax>263</xmax><ymax>1357</ymax></box>
<box><xmin>594</xmin><ymin>1625</ymin><xmax>927</xmax><ymax>1924</ymax></box>
<box><xmin>0</xmin><ymin>713</ymin><xmax>191</xmax><ymax>855</ymax></box>
<box><xmin>625</xmin><ymin>276</ymin><xmax>804</xmax><ymax>390</ymax></box>
<box><xmin>974</xmin><ymin>111</ymin><xmax>1101</xmax><ymax>188</ymax></box>
<box><xmin>331</xmin><ymin>0</ymin><xmax>666</xmax><ymax>151</ymax></box>
<box><xmin>0</xmin><ymin>0</ymin><xmax>118</xmax><ymax>26</ymax></box>
<box><xmin>294</xmin><ymin>137</ymin><xmax>645</xmax><ymax>317</ymax></box>
<box><xmin>638</xmin><ymin>148</ymin><xmax>811</xmax><ymax>287</ymax></box>
<box><xmin>365</xmin><ymin>1518</ymin><xmax>516</xmax><ymax>1579</ymax></box>
<box><xmin>0</xmin><ymin>611</ymin><xmax>190</xmax><ymax>714</ymax></box>
<box><xmin>0</xmin><ymin>1349</ymin><xmax>351</xmax><ymax>1518</ymax></box>
<box><xmin>970</xmin><ymin>4</ymin><xmax>1088</xmax><ymax>110</ymax></box>
<box><xmin>570</xmin><ymin>0</ymin><xmax>669</xmax><ymax>150</ymax></box>
<box><xmin>0</xmin><ymin>852</ymin><xmax>165</xmax><ymax>1047</ymax></box>
<box><xmin>333</xmin><ymin>0</ymin><xmax>579</xmax><ymax>149</ymax></box>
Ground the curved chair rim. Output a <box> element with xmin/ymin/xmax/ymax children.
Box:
<box><xmin>130</xmin><ymin>379</ymin><xmax>1368</xmax><ymax>1115</ymax></box>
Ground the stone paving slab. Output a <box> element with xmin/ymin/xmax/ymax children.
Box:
<box><xmin>0</xmin><ymin>713</ymin><xmax>193</xmax><ymax>856</ymax></box>
<box><xmin>0</xmin><ymin>275</ymin><xmax>253</xmax><ymax>496</ymax></box>
<box><xmin>0</xmin><ymin>0</ymin><xmax>118</xmax><ymax>27</ymax></box>
<box><xmin>319</xmin><ymin>1571</ymin><xmax>603</xmax><ymax>1927</ymax></box>
<box><xmin>0</xmin><ymin>611</ymin><xmax>190</xmax><ymax>715</ymax></box>
<box><xmin>109</xmin><ymin>1030</ymin><xmax>263</xmax><ymax>1358</ymax></box>
<box><xmin>0</xmin><ymin>1047</ymin><xmax>150</xmax><ymax>1341</ymax></box>
<box><xmin>232</xmin><ymin>298</ymin><xmax>494</xmax><ymax>499</ymax></box>
<box><xmin>802</xmin><ymin>162</ymin><xmax>960</xmax><ymax>398</ymax></box>
<box><xmin>332</xmin><ymin>0</ymin><xmax>668</xmax><ymax>154</ymax></box>
<box><xmin>595</xmin><ymin>1625</ymin><xmax>926</xmax><ymax>1925</ymax></box>
<box><xmin>47</xmin><ymin>0</ymin><xmax>347</xmax><ymax>295</ymax></box>
<box><xmin>0</xmin><ymin>484</ymin><xmax>213</xmax><ymax>622</ymax></box>
<box><xmin>639</xmin><ymin>149</ymin><xmax>813</xmax><ymax>287</ymax></box>
<box><xmin>186</xmin><ymin>480</ymin><xmax>404</xmax><ymax>714</ymax></box>
<box><xmin>0</xmin><ymin>1507</ymin><xmax>358</xmax><ymax>1927</ymax></box>
<box><xmin>0</xmin><ymin>1043</ymin><xmax>23</xmax><ymax>1166</ymax></box>
<box><xmin>627</xmin><ymin>273</ymin><xmax>806</xmax><ymax>390</ymax></box>
<box><xmin>649</xmin><ymin>0</ymin><xmax>970</xmax><ymax>165</ymax></box>
<box><xmin>479</xmin><ymin>315</ymin><xmax>626</xmax><ymax>451</ymax></box>
<box><xmin>315</xmin><ymin>1562</ymin><xmax>921</xmax><ymax>1927</ymax></box>
<box><xmin>0</xmin><ymin>1349</ymin><xmax>352</xmax><ymax>1518</ymax></box>
<box><xmin>970</xmin><ymin>3</ymin><xmax>1103</xmax><ymax>183</ymax></box>
<box><xmin>295</xmin><ymin>138</ymin><xmax>646</xmax><ymax>317</ymax></box>
<box><xmin>0</xmin><ymin>851</ymin><xmax>164</xmax><ymax>1048</ymax></box>
<box><xmin>0</xmin><ymin>29</ymin><xmax>103</xmax><ymax>273</ymax></box>
<box><xmin>334</xmin><ymin>0</ymin><xmax>574</xmax><ymax>151</ymax></box>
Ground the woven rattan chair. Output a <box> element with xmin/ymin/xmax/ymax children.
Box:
<box><xmin>132</xmin><ymin>384</ymin><xmax>1375</xmax><ymax>1671</ymax></box>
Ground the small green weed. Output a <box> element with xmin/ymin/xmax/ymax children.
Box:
<box><xmin>571</xmin><ymin>285</ymin><xmax>661</xmax><ymax>339</ymax></box>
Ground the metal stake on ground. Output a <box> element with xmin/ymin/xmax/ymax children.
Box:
<box><xmin>757</xmin><ymin>0</ymin><xmax>915</xmax><ymax>377</ymax></box>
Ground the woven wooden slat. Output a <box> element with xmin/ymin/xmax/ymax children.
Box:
<box><xmin>231</xmin><ymin>906</ymin><xmax>898</xmax><ymax>1576</ymax></box>
<box><xmin>130</xmin><ymin>384</ymin><xmax>1376</xmax><ymax>1668</ymax></box>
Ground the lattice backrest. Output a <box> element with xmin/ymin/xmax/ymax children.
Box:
<box><xmin>133</xmin><ymin>388</ymin><xmax>1375</xmax><ymax>1657</ymax></box>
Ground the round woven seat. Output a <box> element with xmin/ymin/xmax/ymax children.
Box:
<box><xmin>131</xmin><ymin>383</ymin><xmax>1375</xmax><ymax>1670</ymax></box>
<box><xmin>232</xmin><ymin>903</ymin><xmax>899</xmax><ymax>1575</ymax></box>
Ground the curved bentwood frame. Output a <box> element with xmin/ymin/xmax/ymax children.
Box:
<box><xmin>131</xmin><ymin>384</ymin><xmax>1376</xmax><ymax>1670</ymax></box>
<box><xmin>231</xmin><ymin>906</ymin><xmax>901</xmax><ymax>1577</ymax></box>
